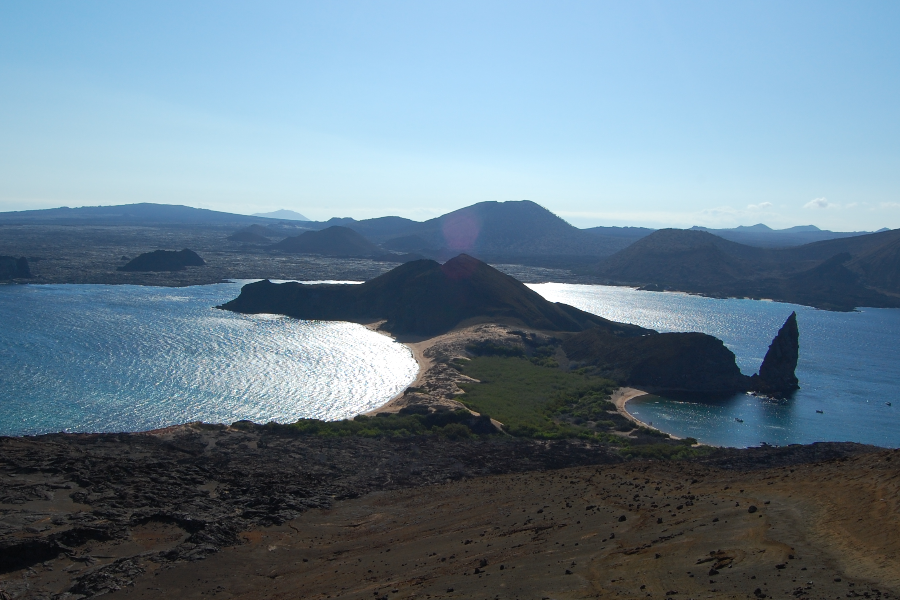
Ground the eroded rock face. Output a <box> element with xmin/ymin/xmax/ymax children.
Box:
<box><xmin>750</xmin><ymin>312</ymin><xmax>800</xmax><ymax>397</ymax></box>
<box><xmin>563</xmin><ymin>328</ymin><xmax>750</xmax><ymax>396</ymax></box>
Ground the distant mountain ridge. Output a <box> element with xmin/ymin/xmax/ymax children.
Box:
<box><xmin>589</xmin><ymin>227</ymin><xmax>900</xmax><ymax>311</ymax></box>
<box><xmin>691</xmin><ymin>223</ymin><xmax>877</xmax><ymax>247</ymax></box>
<box><xmin>0</xmin><ymin>203</ymin><xmax>273</xmax><ymax>226</ymax></box>
<box><xmin>268</xmin><ymin>226</ymin><xmax>424</xmax><ymax>263</ymax></box>
<box><xmin>298</xmin><ymin>201</ymin><xmax>646</xmax><ymax>264</ymax></box>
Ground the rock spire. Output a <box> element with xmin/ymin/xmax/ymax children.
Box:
<box><xmin>750</xmin><ymin>311</ymin><xmax>800</xmax><ymax>397</ymax></box>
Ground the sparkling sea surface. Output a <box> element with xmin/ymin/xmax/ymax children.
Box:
<box><xmin>2</xmin><ymin>281</ymin><xmax>898</xmax><ymax>447</ymax></box>
<box><xmin>0</xmin><ymin>282</ymin><xmax>418</xmax><ymax>436</ymax></box>
<box><xmin>529</xmin><ymin>284</ymin><xmax>900</xmax><ymax>448</ymax></box>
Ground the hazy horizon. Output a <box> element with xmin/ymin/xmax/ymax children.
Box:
<box><xmin>1</xmin><ymin>1</ymin><xmax>898</xmax><ymax>230</ymax></box>
<box><xmin>0</xmin><ymin>199</ymin><xmax>891</xmax><ymax>233</ymax></box>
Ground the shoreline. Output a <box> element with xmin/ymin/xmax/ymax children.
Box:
<box><xmin>365</xmin><ymin>331</ymin><xmax>438</xmax><ymax>414</ymax></box>
<box><xmin>366</xmin><ymin>326</ymin><xmax>690</xmax><ymax>445</ymax></box>
<box><xmin>611</xmin><ymin>387</ymin><xmax>690</xmax><ymax>442</ymax></box>
<box><xmin>363</xmin><ymin>323</ymin><xmax>529</xmax><ymax>419</ymax></box>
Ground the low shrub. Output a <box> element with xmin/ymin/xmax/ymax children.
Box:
<box><xmin>288</xmin><ymin>408</ymin><xmax>496</xmax><ymax>439</ymax></box>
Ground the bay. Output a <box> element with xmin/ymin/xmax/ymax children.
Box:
<box><xmin>0</xmin><ymin>282</ymin><xmax>418</xmax><ymax>436</ymax></box>
<box><xmin>529</xmin><ymin>283</ymin><xmax>900</xmax><ymax>448</ymax></box>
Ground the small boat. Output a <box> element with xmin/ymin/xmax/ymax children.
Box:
<box><xmin>816</xmin><ymin>410</ymin><xmax>824</xmax><ymax>414</ymax></box>
<box><xmin>735</xmin><ymin>418</ymin><xmax>744</xmax><ymax>423</ymax></box>
<box><xmin>887</xmin><ymin>402</ymin><xmax>893</xmax><ymax>407</ymax></box>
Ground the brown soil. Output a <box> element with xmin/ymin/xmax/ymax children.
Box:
<box><xmin>107</xmin><ymin>450</ymin><xmax>900</xmax><ymax>600</ymax></box>
<box><xmin>0</xmin><ymin>423</ymin><xmax>894</xmax><ymax>600</ymax></box>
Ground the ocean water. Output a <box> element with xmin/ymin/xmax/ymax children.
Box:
<box><xmin>3</xmin><ymin>280</ymin><xmax>898</xmax><ymax>447</ymax></box>
<box><xmin>0</xmin><ymin>282</ymin><xmax>418</xmax><ymax>436</ymax></box>
<box><xmin>529</xmin><ymin>284</ymin><xmax>900</xmax><ymax>448</ymax></box>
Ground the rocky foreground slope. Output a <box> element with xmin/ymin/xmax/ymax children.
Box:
<box><xmin>0</xmin><ymin>425</ymin><xmax>895</xmax><ymax>600</ymax></box>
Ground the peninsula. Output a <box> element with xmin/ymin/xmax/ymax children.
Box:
<box><xmin>221</xmin><ymin>254</ymin><xmax>801</xmax><ymax>399</ymax></box>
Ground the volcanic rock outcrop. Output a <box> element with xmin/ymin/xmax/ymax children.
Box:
<box><xmin>118</xmin><ymin>249</ymin><xmax>205</xmax><ymax>272</ymax></box>
<box><xmin>0</xmin><ymin>256</ymin><xmax>31</xmax><ymax>279</ymax></box>
<box><xmin>748</xmin><ymin>311</ymin><xmax>800</xmax><ymax>397</ymax></box>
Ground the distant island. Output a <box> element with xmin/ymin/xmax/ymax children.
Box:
<box><xmin>690</xmin><ymin>223</ymin><xmax>884</xmax><ymax>247</ymax></box>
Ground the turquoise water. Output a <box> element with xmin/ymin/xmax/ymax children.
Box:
<box><xmin>529</xmin><ymin>284</ymin><xmax>900</xmax><ymax>448</ymax></box>
<box><xmin>0</xmin><ymin>282</ymin><xmax>418</xmax><ymax>436</ymax></box>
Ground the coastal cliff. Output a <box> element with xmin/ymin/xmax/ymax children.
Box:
<box><xmin>562</xmin><ymin>329</ymin><xmax>748</xmax><ymax>395</ymax></box>
<box><xmin>564</xmin><ymin>312</ymin><xmax>801</xmax><ymax>398</ymax></box>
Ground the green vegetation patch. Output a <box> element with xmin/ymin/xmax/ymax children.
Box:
<box><xmin>287</xmin><ymin>408</ymin><xmax>495</xmax><ymax>439</ymax></box>
<box><xmin>456</xmin><ymin>354</ymin><xmax>709</xmax><ymax>459</ymax></box>
<box><xmin>456</xmin><ymin>355</ymin><xmax>619</xmax><ymax>439</ymax></box>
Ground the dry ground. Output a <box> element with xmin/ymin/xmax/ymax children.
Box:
<box><xmin>11</xmin><ymin>448</ymin><xmax>891</xmax><ymax>600</ymax></box>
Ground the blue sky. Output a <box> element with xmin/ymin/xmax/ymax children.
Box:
<box><xmin>1</xmin><ymin>1</ymin><xmax>898</xmax><ymax>230</ymax></box>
